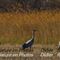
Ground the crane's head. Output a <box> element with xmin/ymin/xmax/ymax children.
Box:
<box><xmin>33</xmin><ymin>29</ymin><xmax>37</xmax><ymax>32</ymax></box>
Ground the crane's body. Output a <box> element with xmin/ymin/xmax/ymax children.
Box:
<box><xmin>22</xmin><ymin>30</ymin><xmax>36</xmax><ymax>50</ymax></box>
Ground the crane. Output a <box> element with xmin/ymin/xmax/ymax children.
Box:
<box><xmin>22</xmin><ymin>30</ymin><xmax>36</xmax><ymax>50</ymax></box>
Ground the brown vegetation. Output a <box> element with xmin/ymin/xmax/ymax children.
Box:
<box><xmin>0</xmin><ymin>10</ymin><xmax>60</xmax><ymax>45</ymax></box>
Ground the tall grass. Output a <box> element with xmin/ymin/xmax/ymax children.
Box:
<box><xmin>0</xmin><ymin>10</ymin><xmax>60</xmax><ymax>45</ymax></box>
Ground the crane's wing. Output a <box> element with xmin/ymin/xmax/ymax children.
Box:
<box><xmin>25</xmin><ymin>39</ymin><xmax>32</xmax><ymax>44</ymax></box>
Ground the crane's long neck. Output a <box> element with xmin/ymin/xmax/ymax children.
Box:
<box><xmin>32</xmin><ymin>31</ymin><xmax>35</xmax><ymax>39</ymax></box>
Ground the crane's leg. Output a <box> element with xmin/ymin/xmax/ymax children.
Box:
<box><xmin>30</xmin><ymin>46</ymin><xmax>32</xmax><ymax>51</ymax></box>
<box><xmin>30</xmin><ymin>47</ymin><xmax>31</xmax><ymax>50</ymax></box>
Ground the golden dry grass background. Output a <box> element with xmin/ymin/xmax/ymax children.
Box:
<box><xmin>0</xmin><ymin>10</ymin><xmax>60</xmax><ymax>45</ymax></box>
